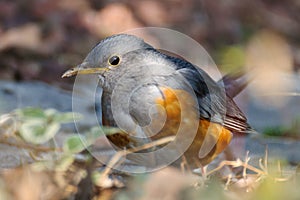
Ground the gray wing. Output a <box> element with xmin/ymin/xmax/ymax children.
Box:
<box><xmin>168</xmin><ymin>56</ymin><xmax>251</xmax><ymax>133</ymax></box>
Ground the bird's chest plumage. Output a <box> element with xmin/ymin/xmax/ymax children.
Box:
<box><xmin>101</xmin><ymin>85</ymin><xmax>232</xmax><ymax>167</ymax></box>
<box><xmin>99</xmin><ymin>56</ymin><xmax>233</xmax><ymax>167</ymax></box>
<box><xmin>100</xmin><ymin>62</ymin><xmax>178</xmax><ymax>130</ymax></box>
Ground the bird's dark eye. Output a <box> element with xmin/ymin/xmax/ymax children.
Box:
<box><xmin>108</xmin><ymin>55</ymin><xmax>121</xmax><ymax>66</ymax></box>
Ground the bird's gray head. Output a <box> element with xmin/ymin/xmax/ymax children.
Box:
<box><xmin>62</xmin><ymin>34</ymin><xmax>154</xmax><ymax>78</ymax></box>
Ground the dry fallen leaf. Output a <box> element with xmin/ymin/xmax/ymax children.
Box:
<box><xmin>82</xmin><ymin>3</ymin><xmax>142</xmax><ymax>37</ymax></box>
<box><xmin>0</xmin><ymin>23</ymin><xmax>42</xmax><ymax>52</ymax></box>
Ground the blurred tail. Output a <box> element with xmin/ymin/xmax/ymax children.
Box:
<box><xmin>219</xmin><ymin>72</ymin><xmax>257</xmax><ymax>135</ymax></box>
<box><xmin>218</xmin><ymin>72</ymin><xmax>253</xmax><ymax>98</ymax></box>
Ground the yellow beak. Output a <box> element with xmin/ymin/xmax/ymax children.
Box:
<box><xmin>61</xmin><ymin>63</ymin><xmax>107</xmax><ymax>78</ymax></box>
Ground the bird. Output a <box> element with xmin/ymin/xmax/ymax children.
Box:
<box><xmin>62</xmin><ymin>34</ymin><xmax>252</xmax><ymax>170</ymax></box>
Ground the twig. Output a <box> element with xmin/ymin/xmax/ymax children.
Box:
<box><xmin>278</xmin><ymin>160</ymin><xmax>282</xmax><ymax>177</ymax></box>
<box><xmin>242</xmin><ymin>151</ymin><xmax>250</xmax><ymax>179</ymax></box>
<box><xmin>180</xmin><ymin>155</ymin><xmax>191</xmax><ymax>174</ymax></box>
<box><xmin>0</xmin><ymin>137</ymin><xmax>62</xmax><ymax>152</ymax></box>
<box><xmin>98</xmin><ymin>136</ymin><xmax>175</xmax><ymax>184</ymax></box>
<box><xmin>264</xmin><ymin>145</ymin><xmax>268</xmax><ymax>174</ymax></box>
<box><xmin>224</xmin><ymin>173</ymin><xmax>232</xmax><ymax>190</ymax></box>
<box><xmin>206</xmin><ymin>159</ymin><xmax>266</xmax><ymax>177</ymax></box>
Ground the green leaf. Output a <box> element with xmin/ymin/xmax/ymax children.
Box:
<box><xmin>63</xmin><ymin>135</ymin><xmax>88</xmax><ymax>153</ymax></box>
<box><xmin>62</xmin><ymin>126</ymin><xmax>116</xmax><ymax>154</ymax></box>
<box><xmin>16</xmin><ymin>107</ymin><xmax>47</xmax><ymax>120</ymax></box>
<box><xmin>19</xmin><ymin>121</ymin><xmax>60</xmax><ymax>144</ymax></box>
<box><xmin>53</xmin><ymin>112</ymin><xmax>82</xmax><ymax>123</ymax></box>
<box><xmin>44</xmin><ymin>108</ymin><xmax>57</xmax><ymax>118</ymax></box>
<box><xmin>62</xmin><ymin>127</ymin><xmax>104</xmax><ymax>154</ymax></box>
<box><xmin>263</xmin><ymin>126</ymin><xmax>287</xmax><ymax>137</ymax></box>
<box><xmin>89</xmin><ymin>126</ymin><xmax>105</xmax><ymax>137</ymax></box>
<box><xmin>85</xmin><ymin>126</ymin><xmax>121</xmax><ymax>144</ymax></box>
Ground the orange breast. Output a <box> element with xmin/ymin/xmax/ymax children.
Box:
<box><xmin>155</xmin><ymin>87</ymin><xmax>232</xmax><ymax>167</ymax></box>
<box><xmin>104</xmin><ymin>86</ymin><xmax>232</xmax><ymax>167</ymax></box>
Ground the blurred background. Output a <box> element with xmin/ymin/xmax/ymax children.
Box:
<box><xmin>0</xmin><ymin>1</ymin><xmax>300</xmax><ymax>198</ymax></box>
<box><xmin>0</xmin><ymin>0</ymin><xmax>300</xmax><ymax>138</ymax></box>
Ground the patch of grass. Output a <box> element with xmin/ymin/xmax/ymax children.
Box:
<box><xmin>263</xmin><ymin>117</ymin><xmax>300</xmax><ymax>138</ymax></box>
